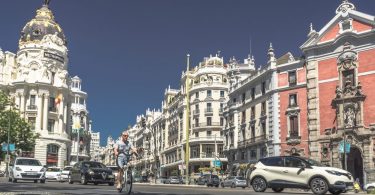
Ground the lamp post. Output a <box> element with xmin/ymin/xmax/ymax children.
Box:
<box><xmin>185</xmin><ymin>54</ymin><xmax>191</xmax><ymax>186</ymax></box>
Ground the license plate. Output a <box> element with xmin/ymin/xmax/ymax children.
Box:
<box><xmin>347</xmin><ymin>186</ymin><xmax>353</xmax><ymax>190</ymax></box>
<box><xmin>108</xmin><ymin>175</ymin><xmax>114</xmax><ymax>178</ymax></box>
<box><xmin>26</xmin><ymin>172</ymin><xmax>37</xmax><ymax>175</ymax></box>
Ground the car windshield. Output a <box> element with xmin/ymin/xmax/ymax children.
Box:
<box><xmin>47</xmin><ymin>168</ymin><xmax>60</xmax><ymax>172</ymax></box>
<box><xmin>170</xmin><ymin>176</ymin><xmax>178</xmax><ymax>179</ymax></box>
<box><xmin>16</xmin><ymin>159</ymin><xmax>42</xmax><ymax>166</ymax></box>
<box><xmin>212</xmin><ymin>175</ymin><xmax>219</xmax><ymax>179</ymax></box>
<box><xmin>109</xmin><ymin>167</ymin><xmax>119</xmax><ymax>171</ymax></box>
<box><xmin>236</xmin><ymin>177</ymin><xmax>245</xmax><ymax>180</ymax></box>
<box><xmin>299</xmin><ymin>157</ymin><xmax>324</xmax><ymax>167</ymax></box>
<box><xmin>63</xmin><ymin>167</ymin><xmax>72</xmax><ymax>171</ymax></box>
<box><xmin>82</xmin><ymin>162</ymin><xmax>105</xmax><ymax>168</ymax></box>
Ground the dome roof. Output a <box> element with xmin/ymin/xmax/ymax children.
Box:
<box><xmin>19</xmin><ymin>4</ymin><xmax>66</xmax><ymax>47</ymax></box>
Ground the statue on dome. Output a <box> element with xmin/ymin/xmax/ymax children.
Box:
<box><xmin>44</xmin><ymin>0</ymin><xmax>51</xmax><ymax>6</ymax></box>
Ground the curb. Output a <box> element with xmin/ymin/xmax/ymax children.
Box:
<box><xmin>133</xmin><ymin>183</ymin><xmax>206</xmax><ymax>188</ymax></box>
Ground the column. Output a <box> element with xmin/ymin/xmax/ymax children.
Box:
<box><xmin>20</xmin><ymin>94</ymin><xmax>25</xmax><ymax>118</ymax></box>
<box><xmin>43</xmin><ymin>94</ymin><xmax>49</xmax><ymax>131</ymax></box>
<box><xmin>36</xmin><ymin>94</ymin><xmax>43</xmax><ymax>131</ymax></box>
<box><xmin>59</xmin><ymin>97</ymin><xmax>64</xmax><ymax>134</ymax></box>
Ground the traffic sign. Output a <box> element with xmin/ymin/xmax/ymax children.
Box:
<box><xmin>213</xmin><ymin>160</ymin><xmax>221</xmax><ymax>167</ymax></box>
<box><xmin>2</xmin><ymin>144</ymin><xmax>15</xmax><ymax>152</ymax></box>
<box><xmin>339</xmin><ymin>141</ymin><xmax>351</xmax><ymax>153</ymax></box>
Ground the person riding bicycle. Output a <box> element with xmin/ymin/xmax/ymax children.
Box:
<box><xmin>114</xmin><ymin>131</ymin><xmax>137</xmax><ymax>190</ymax></box>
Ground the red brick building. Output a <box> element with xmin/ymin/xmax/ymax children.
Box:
<box><xmin>301</xmin><ymin>0</ymin><xmax>375</xmax><ymax>184</ymax></box>
<box><xmin>276</xmin><ymin>54</ymin><xmax>309</xmax><ymax>157</ymax></box>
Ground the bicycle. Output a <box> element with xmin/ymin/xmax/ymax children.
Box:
<box><xmin>116</xmin><ymin>151</ymin><xmax>138</xmax><ymax>194</ymax></box>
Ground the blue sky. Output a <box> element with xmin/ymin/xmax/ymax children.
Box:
<box><xmin>1</xmin><ymin>0</ymin><xmax>375</xmax><ymax>146</ymax></box>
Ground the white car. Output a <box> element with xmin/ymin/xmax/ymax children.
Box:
<box><xmin>250</xmin><ymin>156</ymin><xmax>353</xmax><ymax>195</ymax></box>
<box><xmin>9</xmin><ymin>157</ymin><xmax>46</xmax><ymax>183</ymax></box>
<box><xmin>57</xmin><ymin>166</ymin><xmax>72</xmax><ymax>182</ymax></box>
<box><xmin>365</xmin><ymin>182</ymin><xmax>375</xmax><ymax>192</ymax></box>
<box><xmin>45</xmin><ymin>167</ymin><xmax>61</xmax><ymax>181</ymax></box>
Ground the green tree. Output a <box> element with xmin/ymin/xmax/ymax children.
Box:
<box><xmin>0</xmin><ymin>90</ymin><xmax>39</xmax><ymax>157</ymax></box>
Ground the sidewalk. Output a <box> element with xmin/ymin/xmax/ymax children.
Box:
<box><xmin>134</xmin><ymin>182</ymin><xmax>206</xmax><ymax>188</ymax></box>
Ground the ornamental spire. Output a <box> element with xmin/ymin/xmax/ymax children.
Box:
<box><xmin>44</xmin><ymin>0</ymin><xmax>51</xmax><ymax>6</ymax></box>
<box><xmin>336</xmin><ymin>0</ymin><xmax>356</xmax><ymax>14</ymax></box>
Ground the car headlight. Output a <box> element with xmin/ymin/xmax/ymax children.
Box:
<box><xmin>326</xmin><ymin>170</ymin><xmax>342</xmax><ymax>176</ymax></box>
<box><xmin>16</xmin><ymin>167</ymin><xmax>22</xmax><ymax>171</ymax></box>
<box><xmin>88</xmin><ymin>169</ymin><xmax>94</xmax><ymax>175</ymax></box>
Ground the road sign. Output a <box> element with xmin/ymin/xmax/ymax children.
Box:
<box><xmin>339</xmin><ymin>141</ymin><xmax>351</xmax><ymax>153</ymax></box>
<box><xmin>213</xmin><ymin>160</ymin><xmax>221</xmax><ymax>167</ymax></box>
<box><xmin>2</xmin><ymin>144</ymin><xmax>15</xmax><ymax>152</ymax></box>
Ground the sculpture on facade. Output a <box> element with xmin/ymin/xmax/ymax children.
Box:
<box><xmin>344</xmin><ymin>106</ymin><xmax>355</xmax><ymax>128</ymax></box>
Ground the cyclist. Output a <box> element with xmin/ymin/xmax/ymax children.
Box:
<box><xmin>114</xmin><ymin>131</ymin><xmax>137</xmax><ymax>190</ymax></box>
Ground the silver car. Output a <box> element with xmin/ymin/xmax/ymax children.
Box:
<box><xmin>221</xmin><ymin>176</ymin><xmax>247</xmax><ymax>188</ymax></box>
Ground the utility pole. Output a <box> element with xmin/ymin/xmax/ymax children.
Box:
<box><xmin>185</xmin><ymin>54</ymin><xmax>190</xmax><ymax>186</ymax></box>
<box><xmin>6</xmin><ymin>103</ymin><xmax>11</xmax><ymax>177</ymax></box>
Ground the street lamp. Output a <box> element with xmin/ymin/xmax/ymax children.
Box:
<box><xmin>5</xmin><ymin>101</ymin><xmax>16</xmax><ymax>177</ymax></box>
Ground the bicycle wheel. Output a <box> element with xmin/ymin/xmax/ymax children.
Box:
<box><xmin>123</xmin><ymin>169</ymin><xmax>133</xmax><ymax>195</ymax></box>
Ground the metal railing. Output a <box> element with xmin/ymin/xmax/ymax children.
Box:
<box><xmin>238</xmin><ymin>135</ymin><xmax>268</xmax><ymax>147</ymax></box>
<box><xmin>27</xmin><ymin>105</ymin><xmax>37</xmax><ymax>110</ymax></box>
<box><xmin>204</xmin><ymin>107</ymin><xmax>213</xmax><ymax>113</ymax></box>
<box><xmin>192</xmin><ymin>122</ymin><xmax>221</xmax><ymax>128</ymax></box>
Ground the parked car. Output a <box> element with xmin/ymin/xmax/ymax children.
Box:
<box><xmin>57</xmin><ymin>166</ymin><xmax>72</xmax><ymax>182</ymax></box>
<box><xmin>106</xmin><ymin>166</ymin><xmax>119</xmax><ymax>178</ymax></box>
<box><xmin>45</xmin><ymin>167</ymin><xmax>61</xmax><ymax>181</ymax></box>
<box><xmin>197</xmin><ymin>174</ymin><xmax>220</xmax><ymax>187</ymax></box>
<box><xmin>8</xmin><ymin>157</ymin><xmax>46</xmax><ymax>183</ymax></box>
<box><xmin>365</xmin><ymin>182</ymin><xmax>375</xmax><ymax>193</ymax></box>
<box><xmin>159</xmin><ymin>176</ymin><xmax>168</xmax><ymax>184</ymax></box>
<box><xmin>133</xmin><ymin>176</ymin><xmax>142</xmax><ymax>183</ymax></box>
<box><xmin>167</xmin><ymin>176</ymin><xmax>181</xmax><ymax>184</ymax></box>
<box><xmin>250</xmin><ymin>156</ymin><xmax>354</xmax><ymax>195</ymax></box>
<box><xmin>68</xmin><ymin>161</ymin><xmax>114</xmax><ymax>186</ymax></box>
<box><xmin>221</xmin><ymin>176</ymin><xmax>247</xmax><ymax>188</ymax></box>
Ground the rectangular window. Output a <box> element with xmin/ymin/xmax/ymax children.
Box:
<box><xmin>288</xmin><ymin>71</ymin><xmax>297</xmax><ymax>86</ymax></box>
<box><xmin>242</xmin><ymin>129</ymin><xmax>246</xmax><ymax>140</ymax></box>
<box><xmin>242</xmin><ymin>93</ymin><xmax>246</xmax><ymax>103</ymax></box>
<box><xmin>49</xmin><ymin>97</ymin><xmax>56</xmax><ymax>112</ymax></box>
<box><xmin>207</xmin><ymin>90</ymin><xmax>212</xmax><ymax>97</ymax></box>
<box><xmin>196</xmin><ymin>92</ymin><xmax>199</xmax><ymax>99</ymax></box>
<box><xmin>233</xmin><ymin>98</ymin><xmax>236</xmax><ymax>103</ymax></box>
<box><xmin>251</xmin><ymin>150</ymin><xmax>257</xmax><ymax>159</ymax></box>
<box><xmin>241</xmin><ymin>151</ymin><xmax>246</xmax><ymax>160</ymax></box>
<box><xmin>251</xmin><ymin>88</ymin><xmax>255</xmax><ymax>100</ymax></box>
<box><xmin>262</xmin><ymin>82</ymin><xmax>266</xmax><ymax>95</ymax></box>
<box><xmin>220</xmin><ymin>91</ymin><xmax>224</xmax><ymax>97</ymax></box>
<box><xmin>290</xmin><ymin>116</ymin><xmax>299</xmax><ymax>137</ymax></box>
<box><xmin>251</xmin><ymin>126</ymin><xmax>255</xmax><ymax>139</ymax></box>
<box><xmin>195</xmin><ymin>132</ymin><xmax>199</xmax><ymax>138</ymax></box>
<box><xmin>79</xmin><ymin>98</ymin><xmax>84</xmax><ymax>105</ymax></box>
<box><xmin>289</xmin><ymin>94</ymin><xmax>297</xmax><ymax>107</ymax></box>
<box><xmin>195</xmin><ymin>118</ymin><xmax>199</xmax><ymax>127</ymax></box>
<box><xmin>28</xmin><ymin>117</ymin><xmax>36</xmax><ymax>131</ymax></box>
<box><xmin>207</xmin><ymin>131</ymin><xmax>212</xmax><ymax>137</ymax></box>
<box><xmin>207</xmin><ymin>117</ymin><xmax>212</xmax><ymax>126</ymax></box>
<box><xmin>206</xmin><ymin>103</ymin><xmax>212</xmax><ymax>113</ymax></box>
<box><xmin>30</xmin><ymin>95</ymin><xmax>36</xmax><ymax>105</ymax></box>
<box><xmin>261</xmin><ymin>102</ymin><xmax>266</xmax><ymax>115</ymax></box>
<box><xmin>47</xmin><ymin>119</ymin><xmax>54</xmax><ymax>133</ymax></box>
<box><xmin>261</xmin><ymin>122</ymin><xmax>266</xmax><ymax>138</ymax></box>
<box><xmin>220</xmin><ymin>118</ymin><xmax>224</xmax><ymax>126</ymax></box>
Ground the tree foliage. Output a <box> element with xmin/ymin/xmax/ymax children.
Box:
<box><xmin>0</xmin><ymin>90</ymin><xmax>39</xmax><ymax>155</ymax></box>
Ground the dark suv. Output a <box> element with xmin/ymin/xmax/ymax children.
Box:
<box><xmin>198</xmin><ymin>174</ymin><xmax>220</xmax><ymax>187</ymax></box>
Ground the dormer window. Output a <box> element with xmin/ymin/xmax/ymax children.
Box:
<box><xmin>340</xmin><ymin>19</ymin><xmax>353</xmax><ymax>33</ymax></box>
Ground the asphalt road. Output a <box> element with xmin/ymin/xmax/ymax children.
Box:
<box><xmin>0</xmin><ymin>178</ymin><xmax>363</xmax><ymax>195</ymax></box>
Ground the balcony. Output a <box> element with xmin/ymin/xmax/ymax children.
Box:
<box><xmin>238</xmin><ymin>135</ymin><xmax>268</xmax><ymax>147</ymax></box>
<box><xmin>49</xmin><ymin>107</ymin><xmax>57</xmax><ymax>112</ymax></box>
<box><xmin>193</xmin><ymin>122</ymin><xmax>221</xmax><ymax>129</ymax></box>
<box><xmin>27</xmin><ymin>105</ymin><xmax>37</xmax><ymax>110</ymax></box>
<box><xmin>286</xmin><ymin>132</ymin><xmax>301</xmax><ymax>145</ymax></box>
<box><xmin>205</xmin><ymin>107</ymin><xmax>213</xmax><ymax>116</ymax></box>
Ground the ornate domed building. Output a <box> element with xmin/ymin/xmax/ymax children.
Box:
<box><xmin>0</xmin><ymin>1</ymin><xmax>91</xmax><ymax>167</ymax></box>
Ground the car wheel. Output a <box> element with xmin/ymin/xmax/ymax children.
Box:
<box><xmin>310</xmin><ymin>177</ymin><xmax>328</xmax><ymax>195</ymax></box>
<box><xmin>108</xmin><ymin>182</ymin><xmax>114</xmax><ymax>186</ymax></box>
<box><xmin>221</xmin><ymin>183</ymin><xmax>224</xmax><ymax>188</ymax></box>
<box><xmin>272</xmin><ymin>188</ymin><xmax>284</xmax><ymax>193</ymax></box>
<box><xmin>34</xmin><ymin>180</ymin><xmax>38</xmax><ymax>183</ymax></box>
<box><xmin>328</xmin><ymin>189</ymin><xmax>342</xmax><ymax>195</ymax></box>
<box><xmin>8</xmin><ymin>177</ymin><xmax>12</xmax><ymax>182</ymax></box>
<box><xmin>40</xmin><ymin>179</ymin><xmax>45</xmax><ymax>184</ymax></box>
<box><xmin>215</xmin><ymin>185</ymin><xmax>219</xmax><ymax>188</ymax></box>
<box><xmin>12</xmin><ymin>175</ymin><xmax>17</xmax><ymax>183</ymax></box>
<box><xmin>242</xmin><ymin>187</ymin><xmax>246</xmax><ymax>189</ymax></box>
<box><xmin>252</xmin><ymin>177</ymin><xmax>267</xmax><ymax>192</ymax></box>
<box><xmin>80</xmin><ymin>175</ymin><xmax>88</xmax><ymax>185</ymax></box>
<box><xmin>94</xmin><ymin>182</ymin><xmax>99</xmax><ymax>185</ymax></box>
<box><xmin>231</xmin><ymin>183</ymin><xmax>236</xmax><ymax>188</ymax></box>
<box><xmin>68</xmin><ymin>176</ymin><xmax>73</xmax><ymax>184</ymax></box>
<box><xmin>368</xmin><ymin>186</ymin><xmax>375</xmax><ymax>193</ymax></box>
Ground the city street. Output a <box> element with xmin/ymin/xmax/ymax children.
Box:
<box><xmin>0</xmin><ymin>178</ymin><xmax>363</xmax><ymax>195</ymax></box>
